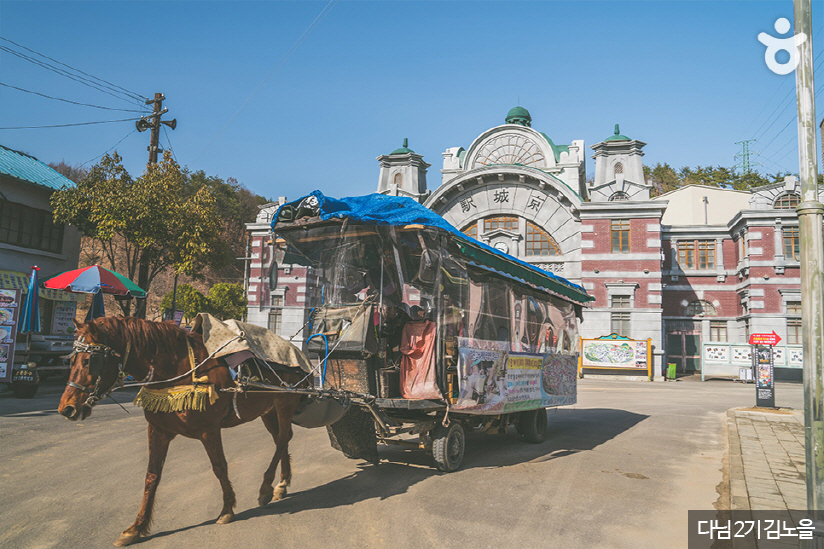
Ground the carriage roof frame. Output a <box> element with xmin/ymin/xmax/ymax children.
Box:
<box><xmin>271</xmin><ymin>190</ymin><xmax>593</xmax><ymax>306</ymax></box>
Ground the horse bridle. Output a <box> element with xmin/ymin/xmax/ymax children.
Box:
<box><xmin>65</xmin><ymin>339</ymin><xmax>128</xmax><ymax>407</ymax></box>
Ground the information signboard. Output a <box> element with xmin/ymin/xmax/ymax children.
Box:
<box><xmin>0</xmin><ymin>288</ymin><xmax>22</xmax><ymax>383</ymax></box>
<box><xmin>754</xmin><ymin>345</ymin><xmax>775</xmax><ymax>408</ymax></box>
<box><xmin>51</xmin><ymin>301</ymin><xmax>78</xmax><ymax>336</ymax></box>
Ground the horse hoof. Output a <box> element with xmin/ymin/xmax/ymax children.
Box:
<box><xmin>216</xmin><ymin>513</ymin><xmax>234</xmax><ymax>525</ymax></box>
<box><xmin>273</xmin><ymin>486</ymin><xmax>287</xmax><ymax>501</ymax></box>
<box><xmin>113</xmin><ymin>533</ymin><xmax>139</xmax><ymax>546</ymax></box>
<box><xmin>258</xmin><ymin>487</ymin><xmax>274</xmax><ymax>507</ymax></box>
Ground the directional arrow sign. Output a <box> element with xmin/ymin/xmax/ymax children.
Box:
<box><xmin>749</xmin><ymin>331</ymin><xmax>782</xmax><ymax>346</ymax></box>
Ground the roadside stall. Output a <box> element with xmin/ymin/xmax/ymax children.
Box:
<box><xmin>0</xmin><ymin>269</ymin><xmax>80</xmax><ymax>397</ymax></box>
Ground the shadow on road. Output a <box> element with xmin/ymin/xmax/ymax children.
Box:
<box><xmin>141</xmin><ymin>407</ymin><xmax>648</xmax><ymax>542</ymax></box>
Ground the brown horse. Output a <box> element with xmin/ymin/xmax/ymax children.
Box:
<box><xmin>57</xmin><ymin>316</ymin><xmax>307</xmax><ymax>546</ymax></box>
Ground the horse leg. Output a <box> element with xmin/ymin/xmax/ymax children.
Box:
<box><xmin>257</xmin><ymin>411</ymin><xmax>281</xmax><ymax>506</ymax></box>
<box><xmin>115</xmin><ymin>424</ymin><xmax>175</xmax><ymax>547</ymax></box>
<box><xmin>200</xmin><ymin>429</ymin><xmax>237</xmax><ymax>524</ymax></box>
<box><xmin>258</xmin><ymin>399</ymin><xmax>299</xmax><ymax>507</ymax></box>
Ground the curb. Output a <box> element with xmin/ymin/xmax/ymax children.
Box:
<box><xmin>727</xmin><ymin>409</ymin><xmax>750</xmax><ymax>511</ymax></box>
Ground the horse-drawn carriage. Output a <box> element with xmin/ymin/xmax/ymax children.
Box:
<box><xmin>267</xmin><ymin>191</ymin><xmax>593</xmax><ymax>472</ymax></box>
<box><xmin>56</xmin><ymin>191</ymin><xmax>592</xmax><ymax>545</ymax></box>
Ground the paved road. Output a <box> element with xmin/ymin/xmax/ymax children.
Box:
<box><xmin>0</xmin><ymin>377</ymin><xmax>803</xmax><ymax>549</ymax></box>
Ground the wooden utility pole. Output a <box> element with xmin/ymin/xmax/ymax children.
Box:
<box><xmin>134</xmin><ymin>93</ymin><xmax>176</xmax><ymax>317</ymax></box>
<box><xmin>148</xmin><ymin>93</ymin><xmax>164</xmax><ymax>164</ymax></box>
<box><xmin>794</xmin><ymin>1</ymin><xmax>824</xmax><ymax>542</ymax></box>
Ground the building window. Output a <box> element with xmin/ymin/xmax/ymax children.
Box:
<box><xmin>484</xmin><ymin>216</ymin><xmax>519</xmax><ymax>232</ymax></box>
<box><xmin>774</xmin><ymin>193</ymin><xmax>801</xmax><ymax>209</ymax></box>
<box><xmin>784</xmin><ymin>227</ymin><xmax>800</xmax><ymax>260</ymax></box>
<box><xmin>611</xmin><ymin>220</ymin><xmax>630</xmax><ymax>253</ymax></box>
<box><xmin>678</xmin><ymin>240</ymin><xmax>715</xmax><ymax>270</ymax></box>
<box><xmin>787</xmin><ymin>300</ymin><xmax>801</xmax><ymax>314</ymax></box>
<box><xmin>610</xmin><ymin>312</ymin><xmax>630</xmax><ymax>336</ymax></box>
<box><xmin>525</xmin><ymin>221</ymin><xmax>560</xmax><ymax>256</ymax></box>
<box><xmin>393</xmin><ymin>173</ymin><xmax>403</xmax><ymax>187</ymax></box>
<box><xmin>787</xmin><ymin>319</ymin><xmax>802</xmax><ymax>345</ymax></box>
<box><xmin>614</xmin><ymin>162</ymin><xmax>624</xmax><ymax>176</ymax></box>
<box><xmin>710</xmin><ymin>321</ymin><xmax>727</xmax><ymax>342</ymax></box>
<box><xmin>608</xmin><ymin>191</ymin><xmax>630</xmax><ymax>201</ymax></box>
<box><xmin>678</xmin><ymin>241</ymin><xmax>695</xmax><ymax>269</ymax></box>
<box><xmin>462</xmin><ymin>222</ymin><xmax>478</xmax><ymax>239</ymax></box>
<box><xmin>0</xmin><ymin>199</ymin><xmax>64</xmax><ymax>254</ymax></box>
<box><xmin>698</xmin><ymin>241</ymin><xmax>715</xmax><ymax>269</ymax></box>
<box><xmin>268</xmin><ymin>295</ymin><xmax>283</xmax><ymax>333</ymax></box>
<box><xmin>738</xmin><ymin>234</ymin><xmax>747</xmax><ymax>261</ymax></box>
<box><xmin>611</xmin><ymin>295</ymin><xmax>630</xmax><ymax>308</ymax></box>
<box><xmin>686</xmin><ymin>300</ymin><xmax>717</xmax><ymax>316</ymax></box>
<box><xmin>743</xmin><ymin>318</ymin><xmax>750</xmax><ymax>339</ymax></box>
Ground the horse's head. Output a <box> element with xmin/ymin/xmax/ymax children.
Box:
<box><xmin>58</xmin><ymin>319</ymin><xmax>125</xmax><ymax>421</ymax></box>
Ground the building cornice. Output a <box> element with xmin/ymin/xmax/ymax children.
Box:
<box><xmin>578</xmin><ymin>201</ymin><xmax>667</xmax><ymax>219</ymax></box>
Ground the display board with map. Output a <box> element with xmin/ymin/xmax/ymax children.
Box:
<box><xmin>581</xmin><ymin>335</ymin><xmax>652</xmax><ymax>377</ymax></box>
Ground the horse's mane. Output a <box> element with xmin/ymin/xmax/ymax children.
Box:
<box><xmin>91</xmin><ymin>316</ymin><xmax>201</xmax><ymax>364</ymax></box>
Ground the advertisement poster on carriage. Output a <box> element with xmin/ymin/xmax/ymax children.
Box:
<box><xmin>455</xmin><ymin>338</ymin><xmax>577</xmax><ymax>413</ymax></box>
<box><xmin>0</xmin><ymin>289</ymin><xmax>21</xmax><ymax>382</ymax></box>
<box><xmin>455</xmin><ymin>338</ymin><xmax>509</xmax><ymax>412</ymax></box>
<box><xmin>541</xmin><ymin>354</ymin><xmax>578</xmax><ymax>407</ymax></box>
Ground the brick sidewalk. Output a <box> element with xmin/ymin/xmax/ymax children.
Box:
<box><xmin>728</xmin><ymin>408</ymin><xmax>807</xmax><ymax>512</ymax></box>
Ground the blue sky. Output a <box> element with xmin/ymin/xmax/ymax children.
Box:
<box><xmin>1</xmin><ymin>1</ymin><xmax>822</xmax><ymax>201</ymax></box>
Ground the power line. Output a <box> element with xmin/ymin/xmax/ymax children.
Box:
<box><xmin>192</xmin><ymin>0</ymin><xmax>339</xmax><ymax>166</ymax></box>
<box><xmin>0</xmin><ymin>81</ymin><xmax>149</xmax><ymax>113</ymax></box>
<box><xmin>0</xmin><ymin>36</ymin><xmax>146</xmax><ymax>103</ymax></box>
<box><xmin>0</xmin><ymin>45</ymin><xmax>143</xmax><ymax>107</ymax></box>
<box><xmin>162</xmin><ymin>125</ymin><xmax>177</xmax><ymax>163</ymax></box>
<box><xmin>743</xmin><ymin>21</ymin><xmax>824</xmax><ymax>141</ymax></box>
<box><xmin>82</xmin><ymin>128</ymin><xmax>138</xmax><ymax>166</ymax></box>
<box><xmin>752</xmin><ymin>53</ymin><xmax>824</xmax><ymax>147</ymax></box>
<box><xmin>0</xmin><ymin>117</ymin><xmax>141</xmax><ymax>130</ymax></box>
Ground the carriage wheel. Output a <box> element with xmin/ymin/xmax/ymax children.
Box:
<box><xmin>520</xmin><ymin>408</ymin><xmax>548</xmax><ymax>443</ymax></box>
<box><xmin>432</xmin><ymin>422</ymin><xmax>465</xmax><ymax>472</ymax></box>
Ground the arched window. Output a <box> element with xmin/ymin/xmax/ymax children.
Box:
<box><xmin>614</xmin><ymin>162</ymin><xmax>624</xmax><ymax>176</ymax></box>
<box><xmin>462</xmin><ymin>222</ymin><xmax>478</xmax><ymax>239</ymax></box>
<box><xmin>774</xmin><ymin>193</ymin><xmax>800</xmax><ymax>209</ymax></box>
<box><xmin>484</xmin><ymin>216</ymin><xmax>519</xmax><ymax>232</ymax></box>
<box><xmin>393</xmin><ymin>173</ymin><xmax>403</xmax><ymax>187</ymax></box>
<box><xmin>686</xmin><ymin>300</ymin><xmax>717</xmax><ymax>316</ymax></box>
<box><xmin>525</xmin><ymin>221</ymin><xmax>561</xmax><ymax>256</ymax></box>
<box><xmin>609</xmin><ymin>191</ymin><xmax>630</xmax><ymax>201</ymax></box>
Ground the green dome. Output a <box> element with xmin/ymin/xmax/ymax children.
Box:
<box><xmin>605</xmin><ymin>123</ymin><xmax>630</xmax><ymax>142</ymax></box>
<box><xmin>390</xmin><ymin>138</ymin><xmax>414</xmax><ymax>155</ymax></box>
<box><xmin>505</xmin><ymin>106</ymin><xmax>532</xmax><ymax>127</ymax></box>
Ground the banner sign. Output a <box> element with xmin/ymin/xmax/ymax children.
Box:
<box><xmin>754</xmin><ymin>345</ymin><xmax>775</xmax><ymax>408</ymax></box>
<box><xmin>0</xmin><ymin>288</ymin><xmax>22</xmax><ymax>383</ymax></box>
<box><xmin>454</xmin><ymin>337</ymin><xmax>577</xmax><ymax>414</ymax></box>
<box><xmin>582</xmin><ymin>338</ymin><xmax>649</xmax><ymax>369</ymax></box>
<box><xmin>0</xmin><ymin>270</ymin><xmax>80</xmax><ymax>302</ymax></box>
<box><xmin>749</xmin><ymin>332</ymin><xmax>782</xmax><ymax>346</ymax></box>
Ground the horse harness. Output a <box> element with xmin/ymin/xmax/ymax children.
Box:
<box><xmin>65</xmin><ymin>339</ymin><xmax>131</xmax><ymax>408</ymax></box>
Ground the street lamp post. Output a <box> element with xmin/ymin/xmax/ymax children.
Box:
<box><xmin>794</xmin><ymin>0</ymin><xmax>824</xmax><ymax>535</ymax></box>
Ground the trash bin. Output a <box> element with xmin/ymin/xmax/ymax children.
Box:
<box><xmin>667</xmin><ymin>363</ymin><xmax>676</xmax><ymax>380</ymax></box>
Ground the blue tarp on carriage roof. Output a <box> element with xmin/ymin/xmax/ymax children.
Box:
<box><xmin>273</xmin><ymin>191</ymin><xmax>593</xmax><ymax>304</ymax></box>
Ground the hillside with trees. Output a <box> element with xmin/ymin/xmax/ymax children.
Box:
<box><xmin>49</xmin><ymin>154</ymin><xmax>268</xmax><ymax>321</ymax></box>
